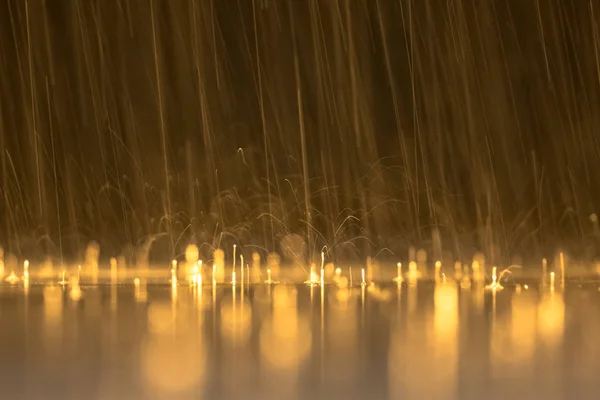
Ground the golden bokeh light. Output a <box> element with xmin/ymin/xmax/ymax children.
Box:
<box><xmin>220</xmin><ymin>299</ymin><xmax>252</xmax><ymax>345</ymax></box>
<box><xmin>141</xmin><ymin>335</ymin><xmax>206</xmax><ymax>394</ymax></box>
<box><xmin>147</xmin><ymin>301</ymin><xmax>176</xmax><ymax>334</ymax></box>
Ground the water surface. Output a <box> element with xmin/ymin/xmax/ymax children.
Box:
<box><xmin>0</xmin><ymin>282</ymin><xmax>597</xmax><ymax>399</ymax></box>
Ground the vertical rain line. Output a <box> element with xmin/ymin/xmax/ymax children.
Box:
<box><xmin>46</xmin><ymin>78</ymin><xmax>63</xmax><ymax>263</ymax></box>
<box><xmin>252</xmin><ymin>0</ymin><xmax>274</xmax><ymax>249</ymax></box>
<box><xmin>378</xmin><ymin>0</ymin><xmax>413</xmax><ymax>233</ymax></box>
<box><xmin>25</xmin><ymin>0</ymin><xmax>43</xmax><ymax>221</ymax></box>
<box><xmin>535</xmin><ymin>0</ymin><xmax>553</xmax><ymax>84</ymax></box>
<box><xmin>399</xmin><ymin>0</ymin><xmax>420</xmax><ymax>234</ymax></box>
<box><xmin>150</xmin><ymin>0</ymin><xmax>173</xmax><ymax>251</ymax></box>
<box><xmin>290</xmin><ymin>2</ymin><xmax>312</xmax><ymax>259</ymax></box>
<box><xmin>591</xmin><ymin>0</ymin><xmax>600</xmax><ymax>87</ymax></box>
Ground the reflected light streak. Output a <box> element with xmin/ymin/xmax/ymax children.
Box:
<box><xmin>390</xmin><ymin>283</ymin><xmax>459</xmax><ymax>399</ymax></box>
<box><xmin>407</xmin><ymin>261</ymin><xmax>418</xmax><ymax>287</ymax></box>
<box><xmin>537</xmin><ymin>291</ymin><xmax>565</xmax><ymax>346</ymax></box>
<box><xmin>69</xmin><ymin>273</ymin><xmax>82</xmax><ymax>301</ymax></box>
<box><xmin>141</xmin><ymin>335</ymin><xmax>206</xmax><ymax>394</ymax></box>
<box><xmin>490</xmin><ymin>291</ymin><xmax>536</xmax><ymax>397</ymax></box>
<box><xmin>110</xmin><ymin>257</ymin><xmax>118</xmax><ymax>283</ymax></box>
<box><xmin>432</xmin><ymin>283</ymin><xmax>459</xmax><ymax>398</ymax></box>
<box><xmin>220</xmin><ymin>298</ymin><xmax>252</xmax><ymax>346</ymax></box>
<box><xmin>43</xmin><ymin>285</ymin><xmax>63</xmax><ymax>350</ymax></box>
<box><xmin>326</xmin><ymin>287</ymin><xmax>358</xmax><ymax>388</ymax></box>
<box><xmin>535</xmin><ymin>290</ymin><xmax>565</xmax><ymax>397</ymax></box>
<box><xmin>134</xmin><ymin>278</ymin><xmax>148</xmax><ymax>303</ymax></box>
<box><xmin>148</xmin><ymin>301</ymin><xmax>175</xmax><ymax>335</ymax></box>
<box><xmin>260</xmin><ymin>286</ymin><xmax>311</xmax><ymax>397</ymax></box>
<box><xmin>141</xmin><ymin>301</ymin><xmax>206</xmax><ymax>396</ymax></box>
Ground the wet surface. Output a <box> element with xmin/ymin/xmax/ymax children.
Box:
<box><xmin>0</xmin><ymin>282</ymin><xmax>598</xmax><ymax>399</ymax></box>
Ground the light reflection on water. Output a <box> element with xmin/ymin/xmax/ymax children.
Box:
<box><xmin>0</xmin><ymin>283</ymin><xmax>598</xmax><ymax>399</ymax></box>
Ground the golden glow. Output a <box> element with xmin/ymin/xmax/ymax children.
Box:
<box><xmin>141</xmin><ymin>331</ymin><xmax>206</xmax><ymax>395</ymax></box>
<box><xmin>44</xmin><ymin>285</ymin><xmax>63</xmax><ymax>322</ymax></box>
<box><xmin>110</xmin><ymin>257</ymin><xmax>118</xmax><ymax>283</ymax></box>
<box><xmin>170</xmin><ymin>263</ymin><xmax>178</xmax><ymax>288</ymax></box>
<box><xmin>559</xmin><ymin>252</ymin><xmax>565</xmax><ymax>289</ymax></box>
<box><xmin>232</xmin><ymin>244</ymin><xmax>237</xmax><ymax>273</ymax></box>
<box><xmin>260</xmin><ymin>286</ymin><xmax>311</xmax><ymax>370</ymax></box>
<box><xmin>184</xmin><ymin>245</ymin><xmax>200</xmax><ymax>284</ymax></box>
<box><xmin>273</xmin><ymin>285</ymin><xmax>297</xmax><ymax>308</ymax></box>
<box><xmin>390</xmin><ymin>282</ymin><xmax>458</xmax><ymax>399</ymax></box>
<box><xmin>454</xmin><ymin>261</ymin><xmax>462</xmax><ymax>280</ymax></box>
<box><xmin>393</xmin><ymin>262</ymin><xmax>403</xmax><ymax>284</ymax></box>
<box><xmin>542</xmin><ymin>258</ymin><xmax>547</xmax><ymax>286</ymax></box>
<box><xmin>434</xmin><ymin>282</ymin><xmax>458</xmax><ymax>395</ymax></box>
<box><xmin>85</xmin><ymin>242</ymin><xmax>100</xmax><ymax>284</ymax></box>
<box><xmin>23</xmin><ymin>260</ymin><xmax>30</xmax><ymax>289</ymax></box>
<box><xmin>408</xmin><ymin>260</ymin><xmax>417</xmax><ymax>273</ymax></box>
<box><xmin>510</xmin><ymin>292</ymin><xmax>536</xmax><ymax>361</ymax></box>
<box><xmin>260</xmin><ymin>315</ymin><xmax>311</xmax><ymax>367</ymax></box>
<box><xmin>240</xmin><ymin>256</ymin><xmax>244</xmax><ymax>286</ymax></box>
<box><xmin>5</xmin><ymin>270</ymin><xmax>19</xmax><ymax>284</ymax></box>
<box><xmin>550</xmin><ymin>271</ymin><xmax>555</xmax><ymax>291</ymax></box>
<box><xmin>328</xmin><ymin>290</ymin><xmax>355</xmax><ymax>340</ymax></box>
<box><xmin>214</xmin><ymin>249</ymin><xmax>225</xmax><ymax>283</ymax></box>
<box><xmin>171</xmin><ymin>279</ymin><xmax>178</xmax><ymax>304</ymax></box>
<box><xmin>142</xmin><ymin>259</ymin><xmax>206</xmax><ymax>397</ymax></box>
<box><xmin>148</xmin><ymin>301</ymin><xmax>175</xmax><ymax>334</ymax></box>
<box><xmin>43</xmin><ymin>285</ymin><xmax>64</xmax><ymax>351</ymax></box>
<box><xmin>434</xmin><ymin>283</ymin><xmax>459</xmax><ymax>343</ymax></box>
<box><xmin>325</xmin><ymin>286</ymin><xmax>358</xmax><ymax>385</ymax></box>
<box><xmin>252</xmin><ymin>252</ymin><xmax>261</xmax><ymax>284</ymax></box>
<box><xmin>361</xmin><ymin>268</ymin><xmax>366</xmax><ymax>286</ymax></box>
<box><xmin>191</xmin><ymin>263</ymin><xmax>199</xmax><ymax>286</ymax></box>
<box><xmin>220</xmin><ymin>299</ymin><xmax>252</xmax><ymax>345</ymax></box>
<box><xmin>134</xmin><ymin>278</ymin><xmax>147</xmax><ymax>302</ymax></box>
<box><xmin>407</xmin><ymin>261</ymin><xmax>418</xmax><ymax>287</ymax></box>
<box><xmin>69</xmin><ymin>274</ymin><xmax>82</xmax><ymax>301</ymax></box>
<box><xmin>434</xmin><ymin>260</ymin><xmax>441</xmax><ymax>283</ymax></box>
<box><xmin>490</xmin><ymin>291</ymin><xmax>536</xmax><ymax>386</ymax></box>
<box><xmin>537</xmin><ymin>291</ymin><xmax>565</xmax><ymax>346</ymax></box>
<box><xmin>197</xmin><ymin>266</ymin><xmax>203</xmax><ymax>287</ymax></box>
<box><xmin>305</xmin><ymin>263</ymin><xmax>319</xmax><ymax>286</ymax></box>
<box><xmin>472</xmin><ymin>260</ymin><xmax>483</xmax><ymax>283</ymax></box>
<box><xmin>336</xmin><ymin>276</ymin><xmax>349</xmax><ymax>289</ymax></box>
<box><xmin>485</xmin><ymin>266</ymin><xmax>504</xmax><ymax>291</ymax></box>
<box><xmin>59</xmin><ymin>270</ymin><xmax>67</xmax><ymax>286</ymax></box>
<box><xmin>460</xmin><ymin>265</ymin><xmax>471</xmax><ymax>289</ymax></box>
<box><xmin>265</xmin><ymin>268</ymin><xmax>276</xmax><ymax>284</ymax></box>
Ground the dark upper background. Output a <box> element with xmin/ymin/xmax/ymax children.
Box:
<box><xmin>0</xmin><ymin>0</ymin><xmax>598</xmax><ymax>265</ymax></box>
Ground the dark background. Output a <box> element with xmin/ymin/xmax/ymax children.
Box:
<box><xmin>0</xmin><ymin>0</ymin><xmax>598</xmax><ymax>264</ymax></box>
